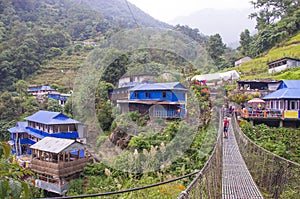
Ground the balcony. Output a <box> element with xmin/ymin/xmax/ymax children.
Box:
<box><xmin>150</xmin><ymin>109</ymin><xmax>186</xmax><ymax>119</ymax></box>
<box><xmin>35</xmin><ymin>179</ymin><xmax>69</xmax><ymax>195</ymax></box>
<box><xmin>31</xmin><ymin>158</ymin><xmax>89</xmax><ymax>178</ymax></box>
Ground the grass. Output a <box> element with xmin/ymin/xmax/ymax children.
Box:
<box><xmin>232</xmin><ymin>32</ymin><xmax>300</xmax><ymax>80</ymax></box>
<box><xmin>28</xmin><ymin>50</ymin><xmax>90</xmax><ymax>89</ymax></box>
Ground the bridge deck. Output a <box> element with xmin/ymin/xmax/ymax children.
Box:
<box><xmin>222</xmin><ymin>121</ymin><xmax>263</xmax><ymax>199</ymax></box>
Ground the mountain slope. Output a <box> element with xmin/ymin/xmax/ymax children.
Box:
<box><xmin>232</xmin><ymin>33</ymin><xmax>300</xmax><ymax>80</ymax></box>
<box><xmin>73</xmin><ymin>0</ymin><xmax>171</xmax><ymax>29</ymax></box>
<box><xmin>0</xmin><ymin>0</ymin><xmax>171</xmax><ymax>91</ymax></box>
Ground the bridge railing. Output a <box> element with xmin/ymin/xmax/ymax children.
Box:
<box><xmin>232</xmin><ymin>116</ymin><xmax>300</xmax><ymax>199</ymax></box>
<box><xmin>178</xmin><ymin>113</ymin><xmax>223</xmax><ymax>199</ymax></box>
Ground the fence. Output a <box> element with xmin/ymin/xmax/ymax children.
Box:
<box><xmin>232</xmin><ymin>116</ymin><xmax>300</xmax><ymax>199</ymax></box>
<box><xmin>178</xmin><ymin>113</ymin><xmax>222</xmax><ymax>199</ymax></box>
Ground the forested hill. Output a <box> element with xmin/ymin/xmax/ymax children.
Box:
<box><xmin>0</xmin><ymin>0</ymin><xmax>170</xmax><ymax>91</ymax></box>
<box><xmin>73</xmin><ymin>0</ymin><xmax>171</xmax><ymax>29</ymax></box>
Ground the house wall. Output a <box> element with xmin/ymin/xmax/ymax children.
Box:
<box><xmin>28</xmin><ymin>122</ymin><xmax>77</xmax><ymax>134</ymax></box>
<box><xmin>268</xmin><ymin>59</ymin><xmax>300</xmax><ymax>73</ymax></box>
<box><xmin>130</xmin><ymin>90</ymin><xmax>185</xmax><ymax>102</ymax></box>
<box><xmin>266</xmin><ymin>99</ymin><xmax>300</xmax><ymax>111</ymax></box>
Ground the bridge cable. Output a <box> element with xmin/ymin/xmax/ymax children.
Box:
<box><xmin>39</xmin><ymin>171</ymin><xmax>199</xmax><ymax>199</ymax></box>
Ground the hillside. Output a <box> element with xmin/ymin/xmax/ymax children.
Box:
<box><xmin>73</xmin><ymin>0</ymin><xmax>171</xmax><ymax>29</ymax></box>
<box><xmin>0</xmin><ymin>0</ymin><xmax>170</xmax><ymax>92</ymax></box>
<box><xmin>232</xmin><ymin>32</ymin><xmax>300</xmax><ymax>80</ymax></box>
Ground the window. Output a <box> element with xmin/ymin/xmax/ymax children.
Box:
<box><xmin>270</xmin><ymin>101</ymin><xmax>274</xmax><ymax>109</ymax></box>
<box><xmin>162</xmin><ymin>91</ymin><xmax>166</xmax><ymax>98</ymax></box>
<box><xmin>290</xmin><ymin>101</ymin><xmax>297</xmax><ymax>110</ymax></box>
<box><xmin>146</xmin><ymin>92</ymin><xmax>150</xmax><ymax>98</ymax></box>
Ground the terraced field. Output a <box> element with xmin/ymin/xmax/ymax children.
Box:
<box><xmin>29</xmin><ymin>51</ymin><xmax>90</xmax><ymax>89</ymax></box>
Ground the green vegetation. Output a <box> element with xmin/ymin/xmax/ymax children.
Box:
<box><xmin>66</xmin><ymin>80</ymin><xmax>217</xmax><ymax>198</ymax></box>
<box><xmin>239</xmin><ymin>0</ymin><xmax>300</xmax><ymax>58</ymax></box>
<box><xmin>0</xmin><ymin>0</ymin><xmax>300</xmax><ymax>197</ymax></box>
<box><xmin>0</xmin><ymin>0</ymin><xmax>171</xmax><ymax>92</ymax></box>
<box><xmin>233</xmin><ymin>33</ymin><xmax>300</xmax><ymax>79</ymax></box>
<box><xmin>0</xmin><ymin>142</ymin><xmax>37</xmax><ymax>198</ymax></box>
<box><xmin>240</xmin><ymin>120</ymin><xmax>300</xmax><ymax>163</ymax></box>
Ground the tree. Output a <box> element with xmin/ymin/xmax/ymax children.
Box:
<box><xmin>238</xmin><ymin>29</ymin><xmax>253</xmax><ymax>57</ymax></box>
<box><xmin>64</xmin><ymin>97</ymin><xmax>73</xmax><ymax>117</ymax></box>
<box><xmin>0</xmin><ymin>92</ymin><xmax>17</xmax><ymax>121</ymax></box>
<box><xmin>174</xmin><ymin>24</ymin><xmax>208</xmax><ymax>44</ymax></box>
<box><xmin>14</xmin><ymin>80</ymin><xmax>29</xmax><ymax>99</ymax></box>
<box><xmin>47</xmin><ymin>98</ymin><xmax>62</xmax><ymax>112</ymax></box>
<box><xmin>207</xmin><ymin>34</ymin><xmax>226</xmax><ymax>68</ymax></box>
<box><xmin>250</xmin><ymin>0</ymin><xmax>300</xmax><ymax>30</ymax></box>
<box><xmin>96</xmin><ymin>81</ymin><xmax>114</xmax><ymax>132</ymax></box>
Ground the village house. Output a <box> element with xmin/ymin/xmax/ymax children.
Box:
<box><xmin>30</xmin><ymin>137</ymin><xmax>89</xmax><ymax>195</ymax></box>
<box><xmin>8</xmin><ymin>110</ymin><xmax>87</xmax><ymax>157</ymax></box>
<box><xmin>27</xmin><ymin>84</ymin><xmax>71</xmax><ymax>106</ymax></box>
<box><xmin>236</xmin><ymin>80</ymin><xmax>281</xmax><ymax>98</ymax></box>
<box><xmin>242</xmin><ymin>80</ymin><xmax>300</xmax><ymax>128</ymax></box>
<box><xmin>268</xmin><ymin>57</ymin><xmax>300</xmax><ymax>73</ymax></box>
<box><xmin>48</xmin><ymin>92</ymin><xmax>71</xmax><ymax>106</ymax></box>
<box><xmin>117</xmin><ymin>82</ymin><xmax>188</xmax><ymax>119</ymax></box>
<box><xmin>263</xmin><ymin>80</ymin><xmax>300</xmax><ymax>119</ymax></box>
<box><xmin>27</xmin><ymin>85</ymin><xmax>56</xmax><ymax>96</ymax></box>
<box><xmin>234</xmin><ymin>56</ymin><xmax>252</xmax><ymax>66</ymax></box>
<box><xmin>110</xmin><ymin>74</ymin><xmax>155</xmax><ymax>102</ymax></box>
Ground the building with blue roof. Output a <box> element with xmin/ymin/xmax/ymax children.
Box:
<box><xmin>263</xmin><ymin>80</ymin><xmax>300</xmax><ymax>121</ymax></box>
<box><xmin>118</xmin><ymin>82</ymin><xmax>188</xmax><ymax>119</ymax></box>
<box><xmin>27</xmin><ymin>84</ymin><xmax>70</xmax><ymax>106</ymax></box>
<box><xmin>8</xmin><ymin>110</ymin><xmax>87</xmax><ymax>156</ymax></box>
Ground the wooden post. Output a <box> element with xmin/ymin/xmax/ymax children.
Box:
<box><xmin>280</xmin><ymin>120</ymin><xmax>283</xmax><ymax>127</ymax></box>
<box><xmin>63</xmin><ymin>153</ymin><xmax>66</xmax><ymax>162</ymax></box>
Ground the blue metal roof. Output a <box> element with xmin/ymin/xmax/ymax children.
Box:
<box><xmin>48</xmin><ymin>94</ymin><xmax>68</xmax><ymax>101</ymax></box>
<box><xmin>8</xmin><ymin>122</ymin><xmax>28</xmax><ymax>133</ymax></box>
<box><xmin>279</xmin><ymin>80</ymin><xmax>300</xmax><ymax>89</ymax></box>
<box><xmin>129</xmin><ymin>82</ymin><xmax>187</xmax><ymax>91</ymax></box>
<box><xmin>263</xmin><ymin>88</ymin><xmax>300</xmax><ymax>100</ymax></box>
<box><xmin>24</xmin><ymin>110</ymin><xmax>80</xmax><ymax>125</ymax></box>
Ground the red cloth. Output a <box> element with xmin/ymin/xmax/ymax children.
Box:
<box><xmin>223</xmin><ymin>119</ymin><xmax>229</xmax><ymax>127</ymax></box>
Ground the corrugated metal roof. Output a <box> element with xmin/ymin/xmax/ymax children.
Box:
<box><xmin>279</xmin><ymin>80</ymin><xmax>300</xmax><ymax>89</ymax></box>
<box><xmin>129</xmin><ymin>82</ymin><xmax>187</xmax><ymax>91</ymax></box>
<box><xmin>24</xmin><ymin>110</ymin><xmax>80</xmax><ymax>125</ymax></box>
<box><xmin>8</xmin><ymin>122</ymin><xmax>28</xmax><ymax>133</ymax></box>
<box><xmin>263</xmin><ymin>88</ymin><xmax>300</xmax><ymax>100</ymax></box>
<box><xmin>192</xmin><ymin>70</ymin><xmax>240</xmax><ymax>81</ymax></box>
<box><xmin>30</xmin><ymin>137</ymin><xmax>84</xmax><ymax>154</ymax></box>
<box><xmin>267</xmin><ymin>57</ymin><xmax>300</xmax><ymax>65</ymax></box>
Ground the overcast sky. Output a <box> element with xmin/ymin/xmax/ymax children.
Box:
<box><xmin>127</xmin><ymin>0</ymin><xmax>253</xmax><ymax>22</ymax></box>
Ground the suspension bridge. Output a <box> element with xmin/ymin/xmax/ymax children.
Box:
<box><xmin>178</xmin><ymin>115</ymin><xmax>300</xmax><ymax>199</ymax></box>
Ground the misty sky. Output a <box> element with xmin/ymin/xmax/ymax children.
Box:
<box><xmin>128</xmin><ymin>0</ymin><xmax>253</xmax><ymax>22</ymax></box>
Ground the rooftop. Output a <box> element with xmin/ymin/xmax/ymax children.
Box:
<box><xmin>267</xmin><ymin>57</ymin><xmax>300</xmax><ymax>65</ymax></box>
<box><xmin>263</xmin><ymin>88</ymin><xmax>300</xmax><ymax>100</ymax></box>
<box><xmin>129</xmin><ymin>82</ymin><xmax>187</xmax><ymax>91</ymax></box>
<box><xmin>8</xmin><ymin>122</ymin><xmax>28</xmax><ymax>133</ymax></box>
<box><xmin>30</xmin><ymin>137</ymin><xmax>84</xmax><ymax>154</ymax></box>
<box><xmin>279</xmin><ymin>80</ymin><xmax>300</xmax><ymax>89</ymax></box>
<box><xmin>24</xmin><ymin>110</ymin><xmax>80</xmax><ymax>125</ymax></box>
